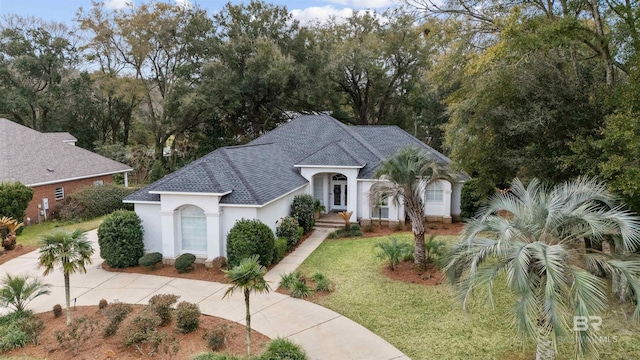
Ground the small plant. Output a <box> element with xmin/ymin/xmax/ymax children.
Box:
<box><xmin>102</xmin><ymin>302</ymin><xmax>133</xmax><ymax>337</ymax></box>
<box><xmin>0</xmin><ymin>274</ymin><xmax>51</xmax><ymax>312</ymax></box>
<box><xmin>0</xmin><ymin>216</ymin><xmax>24</xmax><ymax>250</ymax></box>
<box><xmin>291</xmin><ymin>194</ymin><xmax>315</xmax><ymax>233</ymax></box>
<box><xmin>290</xmin><ymin>278</ymin><xmax>313</xmax><ymax>299</ymax></box>
<box><xmin>276</xmin><ymin>216</ymin><xmax>301</xmax><ymax>249</ymax></box>
<box><xmin>279</xmin><ymin>271</ymin><xmax>302</xmax><ymax>290</ymax></box>
<box><xmin>311</xmin><ymin>273</ymin><xmax>331</xmax><ymax>292</ymax></box>
<box><xmin>262</xmin><ymin>338</ymin><xmax>308</xmax><ymax>360</ymax></box>
<box><xmin>175</xmin><ymin>301</ymin><xmax>200</xmax><ymax>333</ymax></box>
<box><xmin>203</xmin><ymin>326</ymin><xmax>228</xmax><ymax>351</ymax></box>
<box><xmin>273</xmin><ymin>237</ymin><xmax>287</xmax><ymax>264</ymax></box>
<box><xmin>121</xmin><ymin>309</ymin><xmax>162</xmax><ymax>352</ymax></box>
<box><xmin>175</xmin><ymin>253</ymin><xmax>196</xmax><ymax>273</ymax></box>
<box><xmin>425</xmin><ymin>235</ymin><xmax>446</xmax><ymax>267</ymax></box>
<box><xmin>139</xmin><ymin>252</ymin><xmax>163</xmax><ymax>269</ymax></box>
<box><xmin>210</xmin><ymin>256</ymin><xmax>227</xmax><ymax>270</ymax></box>
<box><xmin>375</xmin><ymin>237</ymin><xmax>413</xmax><ymax>271</ymax></box>
<box><xmin>0</xmin><ymin>323</ymin><xmax>29</xmax><ymax>352</ymax></box>
<box><xmin>99</xmin><ymin>298</ymin><xmax>108</xmax><ymax>310</ymax></box>
<box><xmin>148</xmin><ymin>294</ymin><xmax>180</xmax><ymax>326</ymax></box>
<box><xmin>337</xmin><ymin>211</ymin><xmax>353</xmax><ymax>231</ymax></box>
<box><xmin>20</xmin><ymin>316</ymin><xmax>45</xmax><ymax>345</ymax></box>
<box><xmin>313</xmin><ymin>199</ymin><xmax>325</xmax><ymax>219</ymax></box>
<box><xmin>53</xmin><ymin>304</ymin><xmax>62</xmax><ymax>318</ymax></box>
<box><xmin>55</xmin><ymin>315</ymin><xmax>99</xmax><ymax>355</ymax></box>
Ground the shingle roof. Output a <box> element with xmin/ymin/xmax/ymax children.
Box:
<box><xmin>126</xmin><ymin>115</ymin><xmax>463</xmax><ymax>205</ymax></box>
<box><xmin>0</xmin><ymin>118</ymin><xmax>132</xmax><ymax>186</ymax></box>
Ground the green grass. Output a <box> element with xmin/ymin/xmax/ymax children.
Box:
<box><xmin>298</xmin><ymin>234</ymin><xmax>640</xmax><ymax>360</ymax></box>
<box><xmin>16</xmin><ymin>217</ymin><xmax>105</xmax><ymax>246</ymax></box>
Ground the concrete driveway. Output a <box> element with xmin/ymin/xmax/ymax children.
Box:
<box><xmin>0</xmin><ymin>229</ymin><xmax>409</xmax><ymax>360</ymax></box>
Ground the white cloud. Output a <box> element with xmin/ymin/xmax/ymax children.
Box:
<box><xmin>104</xmin><ymin>0</ymin><xmax>131</xmax><ymax>10</ymax></box>
<box><xmin>290</xmin><ymin>6</ymin><xmax>354</xmax><ymax>25</ymax></box>
<box><xmin>175</xmin><ymin>0</ymin><xmax>192</xmax><ymax>9</ymax></box>
<box><xmin>327</xmin><ymin>0</ymin><xmax>399</xmax><ymax>9</ymax></box>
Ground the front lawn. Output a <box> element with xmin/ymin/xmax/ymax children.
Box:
<box><xmin>17</xmin><ymin>217</ymin><xmax>105</xmax><ymax>246</ymax></box>
<box><xmin>297</xmin><ymin>234</ymin><xmax>640</xmax><ymax>360</ymax></box>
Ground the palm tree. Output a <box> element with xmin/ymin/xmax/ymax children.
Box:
<box><xmin>446</xmin><ymin>178</ymin><xmax>640</xmax><ymax>360</ymax></box>
<box><xmin>223</xmin><ymin>255</ymin><xmax>271</xmax><ymax>357</ymax></box>
<box><xmin>39</xmin><ymin>229</ymin><xmax>94</xmax><ymax>325</ymax></box>
<box><xmin>370</xmin><ymin>146</ymin><xmax>454</xmax><ymax>271</ymax></box>
<box><xmin>0</xmin><ymin>274</ymin><xmax>51</xmax><ymax>313</ymax></box>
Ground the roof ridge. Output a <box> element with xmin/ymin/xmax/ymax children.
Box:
<box><xmin>333</xmin><ymin>140</ymin><xmax>366</xmax><ymax>165</ymax></box>
<box><xmin>225</xmin><ymin>142</ymin><xmax>274</xmax><ymax>150</ymax></box>
<box><xmin>332</xmin><ymin>118</ymin><xmax>386</xmax><ymax>161</ymax></box>
<box><xmin>219</xmin><ymin>148</ymin><xmax>262</xmax><ymax>204</ymax></box>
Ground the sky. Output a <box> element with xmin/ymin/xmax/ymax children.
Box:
<box><xmin>0</xmin><ymin>0</ymin><xmax>399</xmax><ymax>26</ymax></box>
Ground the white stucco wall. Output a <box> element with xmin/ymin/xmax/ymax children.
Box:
<box><xmin>220</xmin><ymin>206</ymin><xmax>257</xmax><ymax>256</ymax></box>
<box><xmin>358</xmin><ymin>180</ymin><xmax>402</xmax><ymax>221</ymax></box>
<box><xmin>133</xmin><ymin>203</ymin><xmax>162</xmax><ymax>253</ymax></box>
<box><xmin>451</xmin><ymin>181</ymin><xmax>463</xmax><ymax>216</ymax></box>
<box><xmin>257</xmin><ymin>185</ymin><xmax>308</xmax><ymax>235</ymax></box>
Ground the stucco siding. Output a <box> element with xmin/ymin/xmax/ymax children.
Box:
<box><xmin>257</xmin><ymin>185</ymin><xmax>308</xmax><ymax>235</ymax></box>
<box><xmin>134</xmin><ymin>203</ymin><xmax>162</xmax><ymax>253</ymax></box>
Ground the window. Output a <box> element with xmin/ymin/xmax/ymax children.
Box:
<box><xmin>332</xmin><ymin>174</ymin><xmax>347</xmax><ymax>181</ymax></box>
<box><xmin>54</xmin><ymin>187</ymin><xmax>64</xmax><ymax>201</ymax></box>
<box><xmin>93</xmin><ymin>180</ymin><xmax>104</xmax><ymax>186</ymax></box>
<box><xmin>425</xmin><ymin>182</ymin><xmax>444</xmax><ymax>202</ymax></box>
<box><xmin>371</xmin><ymin>197</ymin><xmax>389</xmax><ymax>219</ymax></box>
<box><xmin>180</xmin><ymin>206</ymin><xmax>207</xmax><ymax>252</ymax></box>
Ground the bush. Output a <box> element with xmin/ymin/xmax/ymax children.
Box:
<box><xmin>99</xmin><ymin>299</ymin><xmax>108</xmax><ymax>310</ymax></box>
<box><xmin>0</xmin><ymin>323</ymin><xmax>28</xmax><ymax>352</ymax></box>
<box><xmin>102</xmin><ymin>302</ymin><xmax>133</xmax><ymax>337</ymax></box>
<box><xmin>291</xmin><ymin>194</ymin><xmax>315</xmax><ymax>233</ymax></box>
<box><xmin>276</xmin><ymin>216</ymin><xmax>301</xmax><ymax>249</ymax></box>
<box><xmin>53</xmin><ymin>304</ymin><xmax>62</xmax><ymax>318</ymax></box>
<box><xmin>279</xmin><ymin>271</ymin><xmax>302</xmax><ymax>290</ymax></box>
<box><xmin>0</xmin><ymin>182</ymin><xmax>33</xmax><ymax>227</ymax></box>
<box><xmin>121</xmin><ymin>309</ymin><xmax>162</xmax><ymax>348</ymax></box>
<box><xmin>98</xmin><ymin>210</ymin><xmax>144</xmax><ymax>268</ymax></box>
<box><xmin>273</xmin><ymin>238</ymin><xmax>287</xmax><ymax>264</ymax></box>
<box><xmin>192</xmin><ymin>353</ymin><xmax>243</xmax><ymax>360</ymax></box>
<box><xmin>175</xmin><ymin>253</ymin><xmax>196</xmax><ymax>273</ymax></box>
<box><xmin>53</xmin><ymin>183</ymin><xmax>135</xmax><ymax>221</ymax></box>
<box><xmin>375</xmin><ymin>237</ymin><xmax>413</xmax><ymax>271</ymax></box>
<box><xmin>148</xmin><ymin>294</ymin><xmax>180</xmax><ymax>326</ymax></box>
<box><xmin>0</xmin><ymin>311</ymin><xmax>43</xmax><ymax>350</ymax></box>
<box><xmin>226</xmin><ymin>219</ymin><xmax>275</xmax><ymax>268</ymax></box>
<box><xmin>460</xmin><ymin>178</ymin><xmax>495</xmax><ymax>220</ymax></box>
<box><xmin>328</xmin><ymin>225</ymin><xmax>362</xmax><ymax>239</ymax></box>
<box><xmin>262</xmin><ymin>338</ymin><xmax>308</xmax><ymax>360</ymax></box>
<box><xmin>210</xmin><ymin>256</ymin><xmax>227</xmax><ymax>270</ymax></box>
<box><xmin>203</xmin><ymin>326</ymin><xmax>227</xmax><ymax>351</ymax></box>
<box><xmin>139</xmin><ymin>252</ymin><xmax>163</xmax><ymax>268</ymax></box>
<box><xmin>175</xmin><ymin>301</ymin><xmax>200</xmax><ymax>333</ymax></box>
<box><xmin>311</xmin><ymin>273</ymin><xmax>330</xmax><ymax>292</ymax></box>
<box><xmin>55</xmin><ymin>315</ymin><xmax>99</xmax><ymax>355</ymax></box>
<box><xmin>290</xmin><ymin>278</ymin><xmax>313</xmax><ymax>299</ymax></box>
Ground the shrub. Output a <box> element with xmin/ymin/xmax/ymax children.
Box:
<box><xmin>279</xmin><ymin>271</ymin><xmax>302</xmax><ymax>290</ymax></box>
<box><xmin>460</xmin><ymin>178</ymin><xmax>495</xmax><ymax>220</ymax></box>
<box><xmin>139</xmin><ymin>252</ymin><xmax>163</xmax><ymax>269</ymax></box>
<box><xmin>425</xmin><ymin>235</ymin><xmax>446</xmax><ymax>268</ymax></box>
<box><xmin>192</xmin><ymin>353</ymin><xmax>243</xmax><ymax>360</ymax></box>
<box><xmin>291</xmin><ymin>194</ymin><xmax>314</xmax><ymax>233</ymax></box>
<box><xmin>226</xmin><ymin>219</ymin><xmax>275</xmax><ymax>268</ymax></box>
<box><xmin>102</xmin><ymin>302</ymin><xmax>133</xmax><ymax>337</ymax></box>
<box><xmin>375</xmin><ymin>237</ymin><xmax>413</xmax><ymax>271</ymax></box>
<box><xmin>19</xmin><ymin>315</ymin><xmax>44</xmax><ymax>345</ymax></box>
<box><xmin>53</xmin><ymin>304</ymin><xmax>63</xmax><ymax>318</ymax></box>
<box><xmin>175</xmin><ymin>301</ymin><xmax>200</xmax><ymax>333</ymax></box>
<box><xmin>55</xmin><ymin>315</ymin><xmax>99</xmax><ymax>355</ymax></box>
<box><xmin>98</xmin><ymin>210</ymin><xmax>144</xmax><ymax>268</ymax></box>
<box><xmin>297</xmin><ymin>226</ymin><xmax>304</xmax><ymax>239</ymax></box>
<box><xmin>99</xmin><ymin>299</ymin><xmax>108</xmax><ymax>310</ymax></box>
<box><xmin>311</xmin><ymin>273</ymin><xmax>330</xmax><ymax>292</ymax></box>
<box><xmin>0</xmin><ymin>311</ymin><xmax>43</xmax><ymax>350</ymax></box>
<box><xmin>53</xmin><ymin>183</ymin><xmax>135</xmax><ymax>221</ymax></box>
<box><xmin>175</xmin><ymin>253</ymin><xmax>196</xmax><ymax>273</ymax></box>
<box><xmin>0</xmin><ymin>182</ymin><xmax>33</xmax><ymax>227</ymax></box>
<box><xmin>328</xmin><ymin>225</ymin><xmax>362</xmax><ymax>239</ymax></box>
<box><xmin>273</xmin><ymin>238</ymin><xmax>287</xmax><ymax>264</ymax></box>
<box><xmin>276</xmin><ymin>216</ymin><xmax>301</xmax><ymax>249</ymax></box>
<box><xmin>203</xmin><ymin>327</ymin><xmax>227</xmax><ymax>351</ymax></box>
<box><xmin>210</xmin><ymin>256</ymin><xmax>227</xmax><ymax>270</ymax></box>
<box><xmin>148</xmin><ymin>294</ymin><xmax>180</xmax><ymax>326</ymax></box>
<box><xmin>0</xmin><ymin>323</ymin><xmax>28</xmax><ymax>352</ymax></box>
<box><xmin>121</xmin><ymin>309</ymin><xmax>162</xmax><ymax>348</ymax></box>
<box><xmin>290</xmin><ymin>278</ymin><xmax>313</xmax><ymax>299</ymax></box>
<box><xmin>262</xmin><ymin>338</ymin><xmax>308</xmax><ymax>360</ymax></box>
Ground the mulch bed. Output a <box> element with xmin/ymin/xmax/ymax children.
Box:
<box><xmin>359</xmin><ymin>221</ymin><xmax>463</xmax><ymax>238</ymax></box>
<box><xmin>0</xmin><ymin>244</ymin><xmax>38</xmax><ymax>266</ymax></box>
<box><xmin>380</xmin><ymin>261</ymin><xmax>445</xmax><ymax>286</ymax></box>
<box><xmin>4</xmin><ymin>305</ymin><xmax>269</xmax><ymax>360</ymax></box>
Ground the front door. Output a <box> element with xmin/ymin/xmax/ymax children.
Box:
<box><xmin>332</xmin><ymin>182</ymin><xmax>347</xmax><ymax>210</ymax></box>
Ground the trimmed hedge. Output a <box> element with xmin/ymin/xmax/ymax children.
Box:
<box><xmin>291</xmin><ymin>195</ymin><xmax>314</xmax><ymax>233</ymax></box>
<box><xmin>262</xmin><ymin>338</ymin><xmax>308</xmax><ymax>360</ymax></box>
<box><xmin>53</xmin><ymin>183</ymin><xmax>135</xmax><ymax>221</ymax></box>
<box><xmin>98</xmin><ymin>210</ymin><xmax>144</xmax><ymax>268</ymax></box>
<box><xmin>226</xmin><ymin>219</ymin><xmax>275</xmax><ymax>268</ymax></box>
<box><xmin>138</xmin><ymin>252</ymin><xmax>163</xmax><ymax>268</ymax></box>
<box><xmin>273</xmin><ymin>238</ymin><xmax>287</xmax><ymax>264</ymax></box>
<box><xmin>175</xmin><ymin>253</ymin><xmax>196</xmax><ymax>273</ymax></box>
<box><xmin>276</xmin><ymin>217</ymin><xmax>301</xmax><ymax>249</ymax></box>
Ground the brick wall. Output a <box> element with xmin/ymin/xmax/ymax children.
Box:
<box><xmin>25</xmin><ymin>175</ymin><xmax>113</xmax><ymax>224</ymax></box>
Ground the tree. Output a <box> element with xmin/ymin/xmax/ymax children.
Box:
<box><xmin>370</xmin><ymin>146</ymin><xmax>454</xmax><ymax>271</ymax></box>
<box><xmin>0</xmin><ymin>274</ymin><xmax>50</xmax><ymax>313</ymax></box>
<box><xmin>446</xmin><ymin>178</ymin><xmax>640</xmax><ymax>360</ymax></box>
<box><xmin>223</xmin><ymin>255</ymin><xmax>271</xmax><ymax>357</ymax></box>
<box><xmin>39</xmin><ymin>229</ymin><xmax>94</xmax><ymax>325</ymax></box>
<box><xmin>0</xmin><ymin>182</ymin><xmax>33</xmax><ymax>223</ymax></box>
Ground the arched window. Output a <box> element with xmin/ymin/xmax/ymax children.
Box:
<box><xmin>425</xmin><ymin>182</ymin><xmax>444</xmax><ymax>202</ymax></box>
<box><xmin>332</xmin><ymin>174</ymin><xmax>347</xmax><ymax>181</ymax></box>
<box><xmin>180</xmin><ymin>206</ymin><xmax>206</xmax><ymax>252</ymax></box>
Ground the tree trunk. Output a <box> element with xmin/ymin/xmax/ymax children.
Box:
<box><xmin>64</xmin><ymin>273</ymin><xmax>71</xmax><ymax>325</ymax></box>
<box><xmin>245</xmin><ymin>289</ymin><xmax>251</xmax><ymax>357</ymax></box>
<box><xmin>414</xmin><ymin>231</ymin><xmax>426</xmax><ymax>271</ymax></box>
<box><xmin>406</xmin><ymin>202</ymin><xmax>427</xmax><ymax>271</ymax></box>
<box><xmin>536</xmin><ymin>330</ymin><xmax>555</xmax><ymax>360</ymax></box>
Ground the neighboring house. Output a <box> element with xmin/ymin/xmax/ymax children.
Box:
<box><xmin>0</xmin><ymin>118</ymin><xmax>133</xmax><ymax>223</ymax></box>
<box><xmin>125</xmin><ymin>115</ymin><xmax>466</xmax><ymax>264</ymax></box>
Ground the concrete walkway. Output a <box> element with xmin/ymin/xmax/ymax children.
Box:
<box><xmin>0</xmin><ymin>229</ymin><xmax>409</xmax><ymax>360</ymax></box>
